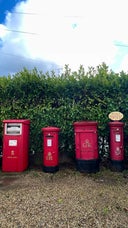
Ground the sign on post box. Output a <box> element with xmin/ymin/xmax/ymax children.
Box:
<box><xmin>42</xmin><ymin>126</ymin><xmax>60</xmax><ymax>173</ymax></box>
<box><xmin>108</xmin><ymin>111</ymin><xmax>124</xmax><ymax>171</ymax></box>
<box><xmin>2</xmin><ymin>119</ymin><xmax>30</xmax><ymax>172</ymax></box>
<box><xmin>73</xmin><ymin>121</ymin><xmax>99</xmax><ymax>173</ymax></box>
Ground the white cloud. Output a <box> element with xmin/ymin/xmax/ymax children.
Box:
<box><xmin>0</xmin><ymin>0</ymin><xmax>128</xmax><ymax>75</ymax></box>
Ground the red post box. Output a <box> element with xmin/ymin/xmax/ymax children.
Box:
<box><xmin>109</xmin><ymin>122</ymin><xmax>124</xmax><ymax>171</ymax></box>
<box><xmin>42</xmin><ymin>126</ymin><xmax>60</xmax><ymax>173</ymax></box>
<box><xmin>2</xmin><ymin>119</ymin><xmax>30</xmax><ymax>172</ymax></box>
<box><xmin>73</xmin><ymin>121</ymin><xmax>99</xmax><ymax>173</ymax></box>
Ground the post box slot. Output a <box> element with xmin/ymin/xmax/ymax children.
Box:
<box><xmin>5</xmin><ymin>123</ymin><xmax>22</xmax><ymax>135</ymax></box>
<box><xmin>46</xmin><ymin>135</ymin><xmax>54</xmax><ymax>138</ymax></box>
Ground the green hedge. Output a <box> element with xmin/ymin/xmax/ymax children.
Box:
<box><xmin>1</xmin><ymin>63</ymin><xmax>128</xmax><ymax>162</ymax></box>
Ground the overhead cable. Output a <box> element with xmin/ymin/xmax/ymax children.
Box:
<box><xmin>0</xmin><ymin>27</ymin><xmax>38</xmax><ymax>35</ymax></box>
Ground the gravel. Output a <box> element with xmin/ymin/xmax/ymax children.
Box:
<box><xmin>0</xmin><ymin>165</ymin><xmax>128</xmax><ymax>228</ymax></box>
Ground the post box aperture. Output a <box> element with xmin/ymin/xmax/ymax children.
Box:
<box><xmin>5</xmin><ymin>123</ymin><xmax>22</xmax><ymax>135</ymax></box>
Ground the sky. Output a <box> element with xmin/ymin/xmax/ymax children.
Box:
<box><xmin>0</xmin><ymin>0</ymin><xmax>128</xmax><ymax>76</ymax></box>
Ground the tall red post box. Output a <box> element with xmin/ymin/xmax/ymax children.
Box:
<box><xmin>42</xmin><ymin>126</ymin><xmax>60</xmax><ymax>173</ymax></box>
<box><xmin>109</xmin><ymin>122</ymin><xmax>124</xmax><ymax>171</ymax></box>
<box><xmin>2</xmin><ymin>119</ymin><xmax>30</xmax><ymax>172</ymax></box>
<box><xmin>73</xmin><ymin>121</ymin><xmax>99</xmax><ymax>173</ymax></box>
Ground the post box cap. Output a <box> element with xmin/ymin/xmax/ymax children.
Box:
<box><xmin>73</xmin><ymin>121</ymin><xmax>98</xmax><ymax>126</ymax></box>
<box><xmin>42</xmin><ymin>126</ymin><xmax>60</xmax><ymax>132</ymax></box>
<box><xmin>3</xmin><ymin>119</ymin><xmax>30</xmax><ymax>124</ymax></box>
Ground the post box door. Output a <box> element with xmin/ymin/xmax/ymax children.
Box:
<box><xmin>79</xmin><ymin>132</ymin><xmax>98</xmax><ymax>159</ymax></box>
<box><xmin>2</xmin><ymin>136</ymin><xmax>22</xmax><ymax>171</ymax></box>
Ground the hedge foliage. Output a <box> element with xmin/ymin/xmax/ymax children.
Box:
<box><xmin>1</xmin><ymin>63</ymin><xmax>128</xmax><ymax>161</ymax></box>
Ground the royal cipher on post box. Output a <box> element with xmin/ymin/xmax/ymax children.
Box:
<box><xmin>2</xmin><ymin>119</ymin><xmax>30</xmax><ymax>172</ymax></box>
<box><xmin>42</xmin><ymin>126</ymin><xmax>60</xmax><ymax>173</ymax></box>
<box><xmin>73</xmin><ymin>121</ymin><xmax>99</xmax><ymax>173</ymax></box>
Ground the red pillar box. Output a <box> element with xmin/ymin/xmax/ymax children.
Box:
<box><xmin>73</xmin><ymin>121</ymin><xmax>99</xmax><ymax>173</ymax></box>
<box><xmin>109</xmin><ymin>122</ymin><xmax>124</xmax><ymax>171</ymax></box>
<box><xmin>108</xmin><ymin>111</ymin><xmax>124</xmax><ymax>172</ymax></box>
<box><xmin>2</xmin><ymin>119</ymin><xmax>30</xmax><ymax>172</ymax></box>
<box><xmin>42</xmin><ymin>127</ymin><xmax>60</xmax><ymax>173</ymax></box>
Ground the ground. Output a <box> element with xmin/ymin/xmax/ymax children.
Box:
<box><xmin>0</xmin><ymin>164</ymin><xmax>128</xmax><ymax>228</ymax></box>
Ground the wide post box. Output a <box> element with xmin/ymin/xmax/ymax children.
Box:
<box><xmin>42</xmin><ymin>126</ymin><xmax>60</xmax><ymax>173</ymax></box>
<box><xmin>2</xmin><ymin>119</ymin><xmax>30</xmax><ymax>172</ymax></box>
<box><xmin>73</xmin><ymin>121</ymin><xmax>99</xmax><ymax>173</ymax></box>
<box><xmin>109</xmin><ymin>121</ymin><xmax>124</xmax><ymax>171</ymax></box>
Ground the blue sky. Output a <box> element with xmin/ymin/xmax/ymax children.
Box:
<box><xmin>0</xmin><ymin>0</ymin><xmax>24</xmax><ymax>23</ymax></box>
<box><xmin>0</xmin><ymin>0</ymin><xmax>128</xmax><ymax>76</ymax></box>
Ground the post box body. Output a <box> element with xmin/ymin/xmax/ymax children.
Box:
<box><xmin>109</xmin><ymin>121</ymin><xmax>124</xmax><ymax>171</ymax></box>
<box><xmin>2</xmin><ymin>119</ymin><xmax>30</xmax><ymax>172</ymax></box>
<box><xmin>42</xmin><ymin>127</ymin><xmax>60</xmax><ymax>173</ymax></box>
<box><xmin>73</xmin><ymin>121</ymin><xmax>99</xmax><ymax>173</ymax></box>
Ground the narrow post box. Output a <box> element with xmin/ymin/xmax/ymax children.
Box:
<box><xmin>42</xmin><ymin>126</ymin><xmax>60</xmax><ymax>173</ymax></box>
<box><xmin>108</xmin><ymin>111</ymin><xmax>124</xmax><ymax>171</ymax></box>
<box><xmin>109</xmin><ymin>122</ymin><xmax>124</xmax><ymax>171</ymax></box>
<box><xmin>73</xmin><ymin>121</ymin><xmax>99</xmax><ymax>173</ymax></box>
<box><xmin>2</xmin><ymin>119</ymin><xmax>30</xmax><ymax>172</ymax></box>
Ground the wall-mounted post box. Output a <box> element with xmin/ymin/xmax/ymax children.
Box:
<box><xmin>73</xmin><ymin>121</ymin><xmax>99</xmax><ymax>173</ymax></box>
<box><xmin>109</xmin><ymin>122</ymin><xmax>124</xmax><ymax>171</ymax></box>
<box><xmin>42</xmin><ymin>126</ymin><xmax>60</xmax><ymax>173</ymax></box>
<box><xmin>2</xmin><ymin>119</ymin><xmax>30</xmax><ymax>172</ymax></box>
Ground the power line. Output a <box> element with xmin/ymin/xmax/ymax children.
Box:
<box><xmin>0</xmin><ymin>27</ymin><xmax>38</xmax><ymax>35</ymax></box>
<box><xmin>115</xmin><ymin>43</ymin><xmax>128</xmax><ymax>48</ymax></box>
<box><xmin>6</xmin><ymin>11</ymin><xmax>84</xmax><ymax>18</ymax></box>
<box><xmin>7</xmin><ymin>11</ymin><xmax>38</xmax><ymax>15</ymax></box>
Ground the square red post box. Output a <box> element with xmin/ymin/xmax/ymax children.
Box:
<box><xmin>42</xmin><ymin>126</ymin><xmax>60</xmax><ymax>173</ymax></box>
<box><xmin>2</xmin><ymin>119</ymin><xmax>30</xmax><ymax>172</ymax></box>
<box><xmin>73</xmin><ymin>121</ymin><xmax>99</xmax><ymax>173</ymax></box>
<box><xmin>109</xmin><ymin>121</ymin><xmax>124</xmax><ymax>171</ymax></box>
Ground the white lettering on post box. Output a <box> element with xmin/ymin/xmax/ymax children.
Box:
<box><xmin>115</xmin><ymin>134</ymin><xmax>121</xmax><ymax>142</ymax></box>
<box><xmin>9</xmin><ymin>140</ymin><xmax>17</xmax><ymax>146</ymax></box>
<box><xmin>47</xmin><ymin>139</ymin><xmax>52</xmax><ymax>147</ymax></box>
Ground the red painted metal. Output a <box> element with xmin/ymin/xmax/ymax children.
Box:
<box><xmin>109</xmin><ymin>121</ymin><xmax>124</xmax><ymax>161</ymax></box>
<box><xmin>73</xmin><ymin>121</ymin><xmax>98</xmax><ymax>160</ymax></box>
<box><xmin>2</xmin><ymin>119</ymin><xmax>30</xmax><ymax>172</ymax></box>
<box><xmin>42</xmin><ymin>127</ymin><xmax>60</xmax><ymax>169</ymax></box>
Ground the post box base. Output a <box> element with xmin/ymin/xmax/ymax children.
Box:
<box><xmin>43</xmin><ymin>165</ymin><xmax>59</xmax><ymax>173</ymax></box>
<box><xmin>76</xmin><ymin>159</ymin><xmax>99</xmax><ymax>173</ymax></box>
<box><xmin>110</xmin><ymin>160</ymin><xmax>124</xmax><ymax>172</ymax></box>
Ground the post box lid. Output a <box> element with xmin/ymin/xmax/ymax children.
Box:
<box><xmin>73</xmin><ymin>121</ymin><xmax>98</xmax><ymax>127</ymax></box>
<box><xmin>3</xmin><ymin>119</ymin><xmax>30</xmax><ymax>124</ymax></box>
<box><xmin>42</xmin><ymin>126</ymin><xmax>60</xmax><ymax>132</ymax></box>
<box><xmin>108</xmin><ymin>121</ymin><xmax>124</xmax><ymax>126</ymax></box>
